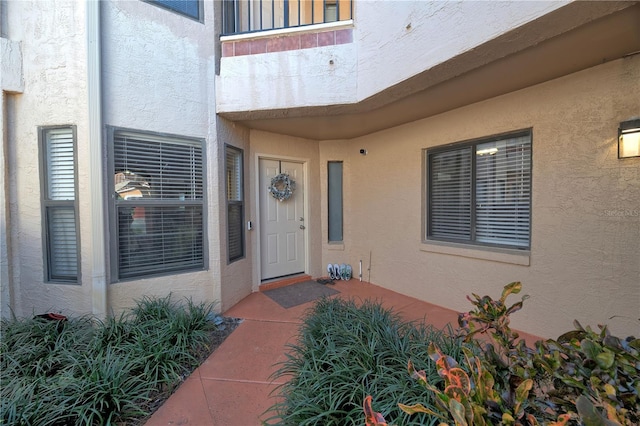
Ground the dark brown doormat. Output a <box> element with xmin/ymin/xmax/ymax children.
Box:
<box><xmin>263</xmin><ymin>280</ymin><xmax>340</xmax><ymax>309</ymax></box>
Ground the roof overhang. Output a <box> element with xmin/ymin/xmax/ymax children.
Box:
<box><xmin>219</xmin><ymin>1</ymin><xmax>640</xmax><ymax>140</ymax></box>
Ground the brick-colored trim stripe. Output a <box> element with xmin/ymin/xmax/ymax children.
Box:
<box><xmin>222</xmin><ymin>28</ymin><xmax>353</xmax><ymax>57</ymax></box>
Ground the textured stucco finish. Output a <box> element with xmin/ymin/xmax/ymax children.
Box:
<box><xmin>3</xmin><ymin>0</ymin><xmax>93</xmax><ymax>317</ymax></box>
<box><xmin>320</xmin><ymin>56</ymin><xmax>640</xmax><ymax>339</ymax></box>
<box><xmin>217</xmin><ymin>117</ymin><xmax>253</xmax><ymax>311</ymax></box>
<box><xmin>1</xmin><ymin>37</ymin><xmax>24</xmax><ymax>318</ymax></box>
<box><xmin>217</xmin><ymin>1</ymin><xmax>566</xmax><ymax>114</ymax></box>
<box><xmin>101</xmin><ymin>0</ymin><xmax>224</xmax><ymax>313</ymax></box>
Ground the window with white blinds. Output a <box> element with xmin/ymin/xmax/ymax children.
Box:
<box><xmin>427</xmin><ymin>131</ymin><xmax>531</xmax><ymax>249</ymax></box>
<box><xmin>225</xmin><ymin>146</ymin><xmax>244</xmax><ymax>262</ymax></box>
<box><xmin>111</xmin><ymin>129</ymin><xmax>205</xmax><ymax>279</ymax></box>
<box><xmin>40</xmin><ymin>127</ymin><xmax>79</xmax><ymax>282</ymax></box>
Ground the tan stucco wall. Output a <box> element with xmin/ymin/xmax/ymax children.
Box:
<box><xmin>102</xmin><ymin>0</ymin><xmax>222</xmax><ymax>314</ymax></box>
<box><xmin>320</xmin><ymin>56</ymin><xmax>640</xmax><ymax>339</ymax></box>
<box><xmin>248</xmin><ymin>130</ymin><xmax>322</xmax><ymax>289</ymax></box>
<box><xmin>4</xmin><ymin>0</ymin><xmax>94</xmax><ymax>317</ymax></box>
<box><xmin>217</xmin><ymin>0</ymin><xmax>567</xmax><ymax>114</ymax></box>
<box><xmin>217</xmin><ymin>117</ymin><xmax>253</xmax><ymax>312</ymax></box>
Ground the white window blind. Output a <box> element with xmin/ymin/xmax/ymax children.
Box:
<box><xmin>47</xmin><ymin>208</ymin><xmax>78</xmax><ymax>278</ymax></box>
<box><xmin>475</xmin><ymin>136</ymin><xmax>531</xmax><ymax>247</ymax></box>
<box><xmin>226</xmin><ymin>146</ymin><xmax>244</xmax><ymax>262</ymax></box>
<box><xmin>112</xmin><ymin>130</ymin><xmax>205</xmax><ymax>279</ymax></box>
<box><xmin>428</xmin><ymin>131</ymin><xmax>531</xmax><ymax>249</ymax></box>
<box><xmin>46</xmin><ymin>129</ymin><xmax>76</xmax><ymax>200</ymax></box>
<box><xmin>429</xmin><ymin>147</ymin><xmax>472</xmax><ymax>241</ymax></box>
<box><xmin>41</xmin><ymin>127</ymin><xmax>78</xmax><ymax>282</ymax></box>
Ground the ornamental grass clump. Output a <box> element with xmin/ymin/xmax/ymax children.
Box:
<box><xmin>265</xmin><ymin>297</ymin><xmax>467</xmax><ymax>425</ymax></box>
<box><xmin>1</xmin><ymin>295</ymin><xmax>219</xmax><ymax>425</ymax></box>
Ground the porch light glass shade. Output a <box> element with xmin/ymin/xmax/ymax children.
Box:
<box><xmin>618</xmin><ymin>120</ymin><xmax>640</xmax><ymax>159</ymax></box>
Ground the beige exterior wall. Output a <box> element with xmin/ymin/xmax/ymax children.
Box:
<box><xmin>217</xmin><ymin>117</ymin><xmax>253</xmax><ymax>311</ymax></box>
<box><xmin>320</xmin><ymin>56</ymin><xmax>640</xmax><ymax>339</ymax></box>
<box><xmin>2</xmin><ymin>0</ymin><xmax>94</xmax><ymax>317</ymax></box>
<box><xmin>217</xmin><ymin>0</ymin><xmax>566</xmax><ymax>114</ymax></box>
<box><xmin>102</xmin><ymin>0</ymin><xmax>222</xmax><ymax>314</ymax></box>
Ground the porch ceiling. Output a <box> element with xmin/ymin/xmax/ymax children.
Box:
<box><xmin>220</xmin><ymin>1</ymin><xmax>640</xmax><ymax>141</ymax></box>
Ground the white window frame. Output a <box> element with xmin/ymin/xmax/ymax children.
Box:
<box><xmin>39</xmin><ymin>126</ymin><xmax>80</xmax><ymax>283</ymax></box>
<box><xmin>425</xmin><ymin>129</ymin><xmax>532</xmax><ymax>250</ymax></box>
<box><xmin>225</xmin><ymin>145</ymin><xmax>244</xmax><ymax>263</ymax></box>
<box><xmin>107</xmin><ymin>127</ymin><xmax>207</xmax><ymax>281</ymax></box>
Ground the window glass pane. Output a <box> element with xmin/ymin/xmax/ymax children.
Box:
<box><xmin>118</xmin><ymin>205</ymin><xmax>203</xmax><ymax>278</ymax></box>
<box><xmin>226</xmin><ymin>148</ymin><xmax>242</xmax><ymax>201</ymax></box>
<box><xmin>328</xmin><ymin>161</ymin><xmax>343</xmax><ymax>242</ymax></box>
<box><xmin>46</xmin><ymin>128</ymin><xmax>75</xmax><ymax>200</ymax></box>
<box><xmin>47</xmin><ymin>207</ymin><xmax>78</xmax><ymax>279</ymax></box>
<box><xmin>475</xmin><ymin>135</ymin><xmax>531</xmax><ymax>247</ymax></box>
<box><xmin>113</xmin><ymin>130</ymin><xmax>205</xmax><ymax>278</ymax></box>
<box><xmin>153</xmin><ymin>0</ymin><xmax>200</xmax><ymax>19</ymax></box>
<box><xmin>226</xmin><ymin>146</ymin><xmax>244</xmax><ymax>262</ymax></box>
<box><xmin>429</xmin><ymin>147</ymin><xmax>472</xmax><ymax>241</ymax></box>
<box><xmin>228</xmin><ymin>203</ymin><xmax>244</xmax><ymax>261</ymax></box>
<box><xmin>114</xmin><ymin>133</ymin><xmax>203</xmax><ymax>201</ymax></box>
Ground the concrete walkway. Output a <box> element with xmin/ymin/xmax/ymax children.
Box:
<box><xmin>145</xmin><ymin>279</ymin><xmax>535</xmax><ymax>425</ymax></box>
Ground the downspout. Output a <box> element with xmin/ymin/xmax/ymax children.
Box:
<box><xmin>86</xmin><ymin>0</ymin><xmax>107</xmax><ymax>317</ymax></box>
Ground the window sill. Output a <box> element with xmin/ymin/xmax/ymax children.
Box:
<box><xmin>327</xmin><ymin>242</ymin><xmax>345</xmax><ymax>251</ymax></box>
<box><xmin>420</xmin><ymin>241</ymin><xmax>530</xmax><ymax>266</ymax></box>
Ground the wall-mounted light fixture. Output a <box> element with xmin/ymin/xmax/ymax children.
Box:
<box><xmin>618</xmin><ymin>119</ymin><xmax>640</xmax><ymax>159</ymax></box>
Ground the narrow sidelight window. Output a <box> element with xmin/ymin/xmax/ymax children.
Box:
<box><xmin>427</xmin><ymin>130</ymin><xmax>531</xmax><ymax>249</ymax></box>
<box><xmin>40</xmin><ymin>126</ymin><xmax>79</xmax><ymax>283</ymax></box>
<box><xmin>226</xmin><ymin>145</ymin><xmax>244</xmax><ymax>262</ymax></box>
<box><xmin>327</xmin><ymin>161</ymin><xmax>343</xmax><ymax>242</ymax></box>
<box><xmin>109</xmin><ymin>128</ymin><xmax>205</xmax><ymax>280</ymax></box>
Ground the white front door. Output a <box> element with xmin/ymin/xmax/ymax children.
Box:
<box><xmin>259</xmin><ymin>159</ymin><xmax>306</xmax><ymax>281</ymax></box>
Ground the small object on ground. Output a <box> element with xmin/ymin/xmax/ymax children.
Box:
<box><xmin>333</xmin><ymin>264</ymin><xmax>340</xmax><ymax>281</ymax></box>
<box><xmin>327</xmin><ymin>263</ymin><xmax>335</xmax><ymax>280</ymax></box>
<box><xmin>316</xmin><ymin>277</ymin><xmax>335</xmax><ymax>285</ymax></box>
<box><xmin>339</xmin><ymin>264</ymin><xmax>347</xmax><ymax>280</ymax></box>
<box><xmin>346</xmin><ymin>264</ymin><xmax>352</xmax><ymax>280</ymax></box>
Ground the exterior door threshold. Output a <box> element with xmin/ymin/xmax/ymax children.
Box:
<box><xmin>259</xmin><ymin>274</ymin><xmax>311</xmax><ymax>292</ymax></box>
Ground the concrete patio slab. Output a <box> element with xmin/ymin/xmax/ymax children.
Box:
<box><xmin>145</xmin><ymin>279</ymin><xmax>539</xmax><ymax>425</ymax></box>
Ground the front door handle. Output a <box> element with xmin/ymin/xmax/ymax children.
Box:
<box><xmin>300</xmin><ymin>225</ymin><xmax>306</xmax><ymax>230</ymax></box>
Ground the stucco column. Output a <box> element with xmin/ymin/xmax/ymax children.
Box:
<box><xmin>1</xmin><ymin>37</ymin><xmax>23</xmax><ymax>318</ymax></box>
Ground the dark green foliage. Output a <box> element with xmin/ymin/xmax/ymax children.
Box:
<box><xmin>0</xmin><ymin>295</ymin><xmax>216</xmax><ymax>425</ymax></box>
<box><xmin>397</xmin><ymin>282</ymin><xmax>640</xmax><ymax>426</ymax></box>
<box><xmin>539</xmin><ymin>321</ymin><xmax>640</xmax><ymax>425</ymax></box>
<box><xmin>265</xmin><ymin>297</ymin><xmax>467</xmax><ymax>425</ymax></box>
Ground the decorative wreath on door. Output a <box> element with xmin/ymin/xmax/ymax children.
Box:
<box><xmin>268</xmin><ymin>173</ymin><xmax>296</xmax><ymax>202</ymax></box>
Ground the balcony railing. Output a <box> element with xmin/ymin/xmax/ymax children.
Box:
<box><xmin>222</xmin><ymin>0</ymin><xmax>353</xmax><ymax>36</ymax></box>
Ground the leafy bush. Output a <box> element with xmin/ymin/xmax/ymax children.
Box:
<box><xmin>0</xmin><ymin>295</ymin><xmax>218</xmax><ymax>425</ymax></box>
<box><xmin>266</xmin><ymin>298</ymin><xmax>468</xmax><ymax>425</ymax></box>
<box><xmin>367</xmin><ymin>282</ymin><xmax>640</xmax><ymax>426</ymax></box>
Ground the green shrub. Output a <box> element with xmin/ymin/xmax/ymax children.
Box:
<box><xmin>266</xmin><ymin>298</ymin><xmax>467</xmax><ymax>425</ymax></box>
<box><xmin>0</xmin><ymin>295</ymin><xmax>218</xmax><ymax>425</ymax></box>
<box><xmin>379</xmin><ymin>282</ymin><xmax>640</xmax><ymax>426</ymax></box>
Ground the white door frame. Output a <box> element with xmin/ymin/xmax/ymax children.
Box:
<box><xmin>254</xmin><ymin>154</ymin><xmax>309</xmax><ymax>289</ymax></box>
